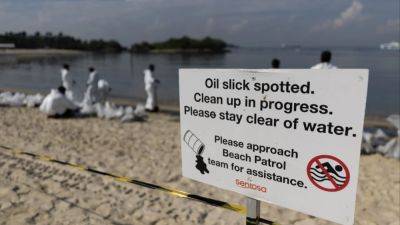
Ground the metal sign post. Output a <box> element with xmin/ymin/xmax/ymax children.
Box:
<box><xmin>246</xmin><ymin>197</ymin><xmax>260</xmax><ymax>225</ymax></box>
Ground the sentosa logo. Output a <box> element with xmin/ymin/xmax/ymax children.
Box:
<box><xmin>235</xmin><ymin>179</ymin><xmax>267</xmax><ymax>193</ymax></box>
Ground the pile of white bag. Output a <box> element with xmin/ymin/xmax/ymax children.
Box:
<box><xmin>1</xmin><ymin>90</ymin><xmax>147</xmax><ymax>123</ymax></box>
<box><xmin>79</xmin><ymin>79</ymin><xmax>147</xmax><ymax>122</ymax></box>
<box><xmin>81</xmin><ymin>101</ymin><xmax>147</xmax><ymax>122</ymax></box>
<box><xmin>0</xmin><ymin>92</ymin><xmax>44</xmax><ymax>107</ymax></box>
<box><xmin>362</xmin><ymin>114</ymin><xmax>400</xmax><ymax>159</ymax></box>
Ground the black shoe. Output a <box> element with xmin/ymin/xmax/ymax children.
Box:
<box><xmin>145</xmin><ymin>106</ymin><xmax>160</xmax><ymax>113</ymax></box>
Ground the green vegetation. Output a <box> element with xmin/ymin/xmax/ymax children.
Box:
<box><xmin>0</xmin><ymin>31</ymin><xmax>124</xmax><ymax>52</ymax></box>
<box><xmin>131</xmin><ymin>36</ymin><xmax>229</xmax><ymax>53</ymax></box>
<box><xmin>0</xmin><ymin>32</ymin><xmax>231</xmax><ymax>54</ymax></box>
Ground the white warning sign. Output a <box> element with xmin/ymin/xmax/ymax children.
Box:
<box><xmin>179</xmin><ymin>69</ymin><xmax>368</xmax><ymax>225</ymax></box>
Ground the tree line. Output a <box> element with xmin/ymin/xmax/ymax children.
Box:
<box><xmin>0</xmin><ymin>31</ymin><xmax>124</xmax><ymax>52</ymax></box>
<box><xmin>0</xmin><ymin>32</ymin><xmax>230</xmax><ymax>54</ymax></box>
<box><xmin>131</xmin><ymin>36</ymin><xmax>229</xmax><ymax>53</ymax></box>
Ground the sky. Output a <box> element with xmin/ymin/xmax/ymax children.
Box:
<box><xmin>0</xmin><ymin>0</ymin><xmax>398</xmax><ymax>47</ymax></box>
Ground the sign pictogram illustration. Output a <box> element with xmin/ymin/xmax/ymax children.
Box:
<box><xmin>183</xmin><ymin>130</ymin><xmax>209</xmax><ymax>174</ymax></box>
<box><xmin>307</xmin><ymin>155</ymin><xmax>350</xmax><ymax>192</ymax></box>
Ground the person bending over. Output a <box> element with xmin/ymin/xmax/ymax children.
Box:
<box><xmin>40</xmin><ymin>86</ymin><xmax>79</xmax><ymax>118</ymax></box>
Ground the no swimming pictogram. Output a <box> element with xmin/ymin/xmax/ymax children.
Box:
<box><xmin>307</xmin><ymin>155</ymin><xmax>350</xmax><ymax>192</ymax></box>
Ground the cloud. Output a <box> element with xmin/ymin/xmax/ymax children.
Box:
<box><xmin>0</xmin><ymin>0</ymin><xmax>397</xmax><ymax>46</ymax></box>
<box><xmin>313</xmin><ymin>0</ymin><xmax>363</xmax><ymax>31</ymax></box>
<box><xmin>333</xmin><ymin>1</ymin><xmax>363</xmax><ymax>28</ymax></box>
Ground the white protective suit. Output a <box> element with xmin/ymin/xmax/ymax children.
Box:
<box><xmin>39</xmin><ymin>89</ymin><xmax>78</xmax><ymax>116</ymax></box>
<box><xmin>97</xmin><ymin>79</ymin><xmax>111</xmax><ymax>104</ymax></box>
<box><xmin>61</xmin><ymin>68</ymin><xmax>77</xmax><ymax>102</ymax></box>
<box><xmin>311</xmin><ymin>62</ymin><xmax>338</xmax><ymax>69</ymax></box>
<box><xmin>144</xmin><ymin>69</ymin><xmax>158</xmax><ymax>110</ymax></box>
<box><xmin>83</xmin><ymin>71</ymin><xmax>99</xmax><ymax>104</ymax></box>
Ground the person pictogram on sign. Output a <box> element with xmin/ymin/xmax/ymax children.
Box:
<box><xmin>307</xmin><ymin>155</ymin><xmax>350</xmax><ymax>192</ymax></box>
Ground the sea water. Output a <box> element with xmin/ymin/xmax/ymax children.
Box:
<box><xmin>0</xmin><ymin>47</ymin><xmax>398</xmax><ymax>116</ymax></box>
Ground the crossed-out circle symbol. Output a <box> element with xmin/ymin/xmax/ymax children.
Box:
<box><xmin>307</xmin><ymin>155</ymin><xmax>350</xmax><ymax>192</ymax></box>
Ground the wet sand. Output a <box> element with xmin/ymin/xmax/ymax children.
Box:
<box><xmin>0</xmin><ymin>107</ymin><xmax>399</xmax><ymax>225</ymax></box>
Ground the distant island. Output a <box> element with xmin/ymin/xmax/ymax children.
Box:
<box><xmin>131</xmin><ymin>36</ymin><xmax>230</xmax><ymax>53</ymax></box>
<box><xmin>0</xmin><ymin>32</ymin><xmax>232</xmax><ymax>54</ymax></box>
<box><xmin>0</xmin><ymin>31</ymin><xmax>124</xmax><ymax>53</ymax></box>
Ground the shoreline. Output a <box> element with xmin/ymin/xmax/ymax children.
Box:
<box><xmin>132</xmin><ymin>49</ymin><xmax>229</xmax><ymax>54</ymax></box>
<box><xmin>0</xmin><ymin>49</ymin><xmax>85</xmax><ymax>56</ymax></box>
<box><xmin>0</xmin><ymin>49</ymin><xmax>85</xmax><ymax>61</ymax></box>
<box><xmin>0</xmin><ymin>87</ymin><xmax>395</xmax><ymax>129</ymax></box>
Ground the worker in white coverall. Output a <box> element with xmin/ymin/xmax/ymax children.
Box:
<box><xmin>39</xmin><ymin>86</ymin><xmax>79</xmax><ymax>118</ymax></box>
<box><xmin>144</xmin><ymin>64</ymin><xmax>159</xmax><ymax>112</ymax></box>
<box><xmin>97</xmin><ymin>79</ymin><xmax>111</xmax><ymax>104</ymax></box>
<box><xmin>311</xmin><ymin>50</ymin><xmax>338</xmax><ymax>69</ymax></box>
<box><xmin>61</xmin><ymin>64</ymin><xmax>77</xmax><ymax>102</ymax></box>
<box><xmin>83</xmin><ymin>67</ymin><xmax>99</xmax><ymax>104</ymax></box>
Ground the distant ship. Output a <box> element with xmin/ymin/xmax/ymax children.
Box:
<box><xmin>380</xmin><ymin>41</ymin><xmax>400</xmax><ymax>50</ymax></box>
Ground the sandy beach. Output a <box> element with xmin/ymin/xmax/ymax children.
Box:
<box><xmin>0</xmin><ymin>0</ymin><xmax>399</xmax><ymax>223</ymax></box>
<box><xmin>0</xmin><ymin>106</ymin><xmax>398</xmax><ymax>225</ymax></box>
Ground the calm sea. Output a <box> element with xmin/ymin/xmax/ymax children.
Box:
<box><xmin>0</xmin><ymin>48</ymin><xmax>399</xmax><ymax>116</ymax></box>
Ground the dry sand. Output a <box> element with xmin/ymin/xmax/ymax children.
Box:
<box><xmin>0</xmin><ymin>107</ymin><xmax>399</xmax><ymax>225</ymax></box>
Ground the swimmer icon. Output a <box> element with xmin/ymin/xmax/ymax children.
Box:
<box><xmin>183</xmin><ymin>130</ymin><xmax>209</xmax><ymax>174</ymax></box>
<box><xmin>307</xmin><ymin>155</ymin><xmax>350</xmax><ymax>192</ymax></box>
